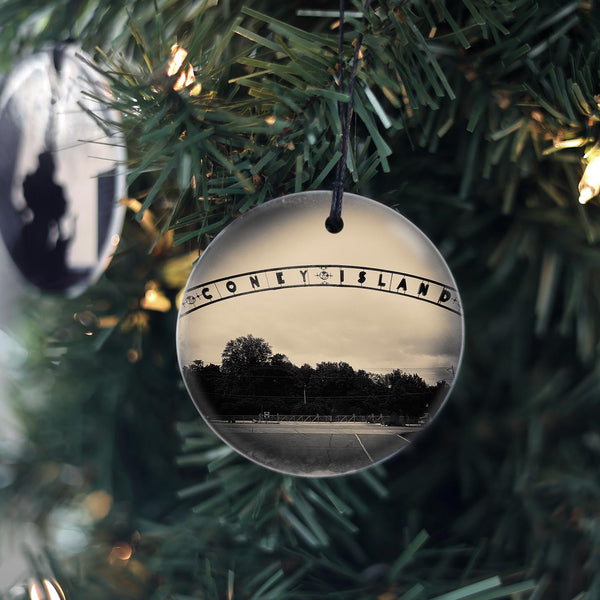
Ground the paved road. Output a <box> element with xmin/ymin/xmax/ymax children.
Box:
<box><xmin>211</xmin><ymin>421</ymin><xmax>423</xmax><ymax>476</ymax></box>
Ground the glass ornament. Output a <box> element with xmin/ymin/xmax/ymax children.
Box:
<box><xmin>0</xmin><ymin>44</ymin><xmax>126</xmax><ymax>296</ymax></box>
<box><xmin>177</xmin><ymin>191</ymin><xmax>464</xmax><ymax>477</ymax></box>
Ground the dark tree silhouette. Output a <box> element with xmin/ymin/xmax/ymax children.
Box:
<box><xmin>384</xmin><ymin>370</ymin><xmax>432</xmax><ymax>418</ymax></box>
<box><xmin>221</xmin><ymin>334</ymin><xmax>272</xmax><ymax>375</ymax></box>
<box><xmin>183</xmin><ymin>336</ymin><xmax>446</xmax><ymax>419</ymax></box>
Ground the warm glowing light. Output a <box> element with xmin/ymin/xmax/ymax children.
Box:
<box><xmin>96</xmin><ymin>316</ymin><xmax>120</xmax><ymax>329</ymax></box>
<box><xmin>167</xmin><ymin>44</ymin><xmax>200</xmax><ymax>93</ymax></box>
<box><xmin>43</xmin><ymin>579</ymin><xmax>66</xmax><ymax>600</ymax></box>
<box><xmin>167</xmin><ymin>45</ymin><xmax>188</xmax><ymax>77</ymax></box>
<box><xmin>579</xmin><ymin>154</ymin><xmax>600</xmax><ymax>204</ymax></box>
<box><xmin>29</xmin><ymin>582</ymin><xmax>42</xmax><ymax>600</ymax></box>
<box><xmin>265</xmin><ymin>115</ymin><xmax>277</xmax><ymax>125</ymax></box>
<box><xmin>127</xmin><ymin>349</ymin><xmax>140</xmax><ymax>363</ymax></box>
<box><xmin>28</xmin><ymin>580</ymin><xmax>65</xmax><ymax>600</ymax></box>
<box><xmin>109</xmin><ymin>543</ymin><xmax>133</xmax><ymax>563</ymax></box>
<box><xmin>175</xmin><ymin>66</ymin><xmax>196</xmax><ymax>91</ymax></box>
<box><xmin>121</xmin><ymin>197</ymin><xmax>143</xmax><ymax>214</ymax></box>
<box><xmin>140</xmin><ymin>282</ymin><xmax>172</xmax><ymax>312</ymax></box>
<box><xmin>84</xmin><ymin>490</ymin><xmax>113</xmax><ymax>520</ymax></box>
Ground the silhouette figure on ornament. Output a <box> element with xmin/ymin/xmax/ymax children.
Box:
<box><xmin>15</xmin><ymin>150</ymin><xmax>73</xmax><ymax>289</ymax></box>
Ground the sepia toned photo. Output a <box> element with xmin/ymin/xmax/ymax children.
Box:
<box><xmin>177</xmin><ymin>192</ymin><xmax>464</xmax><ymax>476</ymax></box>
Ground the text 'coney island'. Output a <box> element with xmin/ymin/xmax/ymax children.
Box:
<box><xmin>180</xmin><ymin>265</ymin><xmax>462</xmax><ymax>317</ymax></box>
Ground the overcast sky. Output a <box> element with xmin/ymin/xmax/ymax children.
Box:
<box><xmin>178</xmin><ymin>192</ymin><xmax>464</xmax><ymax>384</ymax></box>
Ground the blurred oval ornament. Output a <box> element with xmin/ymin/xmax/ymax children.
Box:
<box><xmin>0</xmin><ymin>44</ymin><xmax>126</xmax><ymax>296</ymax></box>
<box><xmin>177</xmin><ymin>191</ymin><xmax>464</xmax><ymax>477</ymax></box>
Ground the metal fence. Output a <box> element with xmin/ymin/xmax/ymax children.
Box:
<box><xmin>212</xmin><ymin>414</ymin><xmax>429</xmax><ymax>425</ymax></box>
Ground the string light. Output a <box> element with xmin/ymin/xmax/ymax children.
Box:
<box><xmin>167</xmin><ymin>44</ymin><xmax>202</xmax><ymax>96</ymax></box>
<box><xmin>127</xmin><ymin>349</ymin><xmax>141</xmax><ymax>363</ymax></box>
<box><xmin>28</xmin><ymin>579</ymin><xmax>66</xmax><ymax>600</ymax></box>
<box><xmin>28</xmin><ymin>582</ymin><xmax>42</xmax><ymax>600</ymax></box>
<box><xmin>43</xmin><ymin>579</ymin><xmax>66</xmax><ymax>600</ymax></box>
<box><xmin>109</xmin><ymin>542</ymin><xmax>133</xmax><ymax>564</ymax></box>
<box><xmin>83</xmin><ymin>489</ymin><xmax>113</xmax><ymax>520</ymax></box>
<box><xmin>578</xmin><ymin>143</ymin><xmax>600</xmax><ymax>204</ymax></box>
<box><xmin>140</xmin><ymin>281</ymin><xmax>171</xmax><ymax>312</ymax></box>
<box><xmin>578</xmin><ymin>153</ymin><xmax>600</xmax><ymax>204</ymax></box>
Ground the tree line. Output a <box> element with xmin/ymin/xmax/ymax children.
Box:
<box><xmin>182</xmin><ymin>335</ymin><xmax>449</xmax><ymax>420</ymax></box>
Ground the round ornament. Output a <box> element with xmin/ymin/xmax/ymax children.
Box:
<box><xmin>0</xmin><ymin>44</ymin><xmax>126</xmax><ymax>296</ymax></box>
<box><xmin>177</xmin><ymin>191</ymin><xmax>464</xmax><ymax>477</ymax></box>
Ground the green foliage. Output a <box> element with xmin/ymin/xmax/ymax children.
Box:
<box><xmin>70</xmin><ymin>0</ymin><xmax>600</xmax><ymax>257</ymax></box>
<box><xmin>3</xmin><ymin>0</ymin><xmax>600</xmax><ymax>599</ymax></box>
<box><xmin>171</xmin><ymin>423</ymin><xmax>538</xmax><ymax>599</ymax></box>
<box><xmin>0</xmin><ymin>0</ymin><xmax>226</xmax><ymax>68</ymax></box>
<box><xmin>4</xmin><ymin>220</ymin><xmax>187</xmax><ymax>513</ymax></box>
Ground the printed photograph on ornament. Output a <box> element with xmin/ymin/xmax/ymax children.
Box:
<box><xmin>181</xmin><ymin>331</ymin><xmax>459</xmax><ymax>477</ymax></box>
<box><xmin>177</xmin><ymin>192</ymin><xmax>465</xmax><ymax>477</ymax></box>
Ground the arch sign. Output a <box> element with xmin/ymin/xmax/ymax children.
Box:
<box><xmin>180</xmin><ymin>264</ymin><xmax>461</xmax><ymax>317</ymax></box>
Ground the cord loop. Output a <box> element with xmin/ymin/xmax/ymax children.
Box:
<box><xmin>326</xmin><ymin>0</ymin><xmax>371</xmax><ymax>233</ymax></box>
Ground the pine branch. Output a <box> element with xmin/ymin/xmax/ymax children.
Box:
<box><xmin>4</xmin><ymin>2</ymin><xmax>600</xmax><ymax>599</ymax></box>
<box><xmin>176</xmin><ymin>419</ymin><xmax>387</xmax><ymax>548</ymax></box>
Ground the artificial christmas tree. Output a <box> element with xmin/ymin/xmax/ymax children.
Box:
<box><xmin>1</xmin><ymin>1</ymin><xmax>600</xmax><ymax>599</ymax></box>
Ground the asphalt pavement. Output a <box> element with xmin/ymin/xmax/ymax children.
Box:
<box><xmin>211</xmin><ymin>421</ymin><xmax>423</xmax><ymax>476</ymax></box>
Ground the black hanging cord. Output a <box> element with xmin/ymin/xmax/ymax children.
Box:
<box><xmin>66</xmin><ymin>0</ymin><xmax>79</xmax><ymax>42</ymax></box>
<box><xmin>326</xmin><ymin>0</ymin><xmax>371</xmax><ymax>234</ymax></box>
